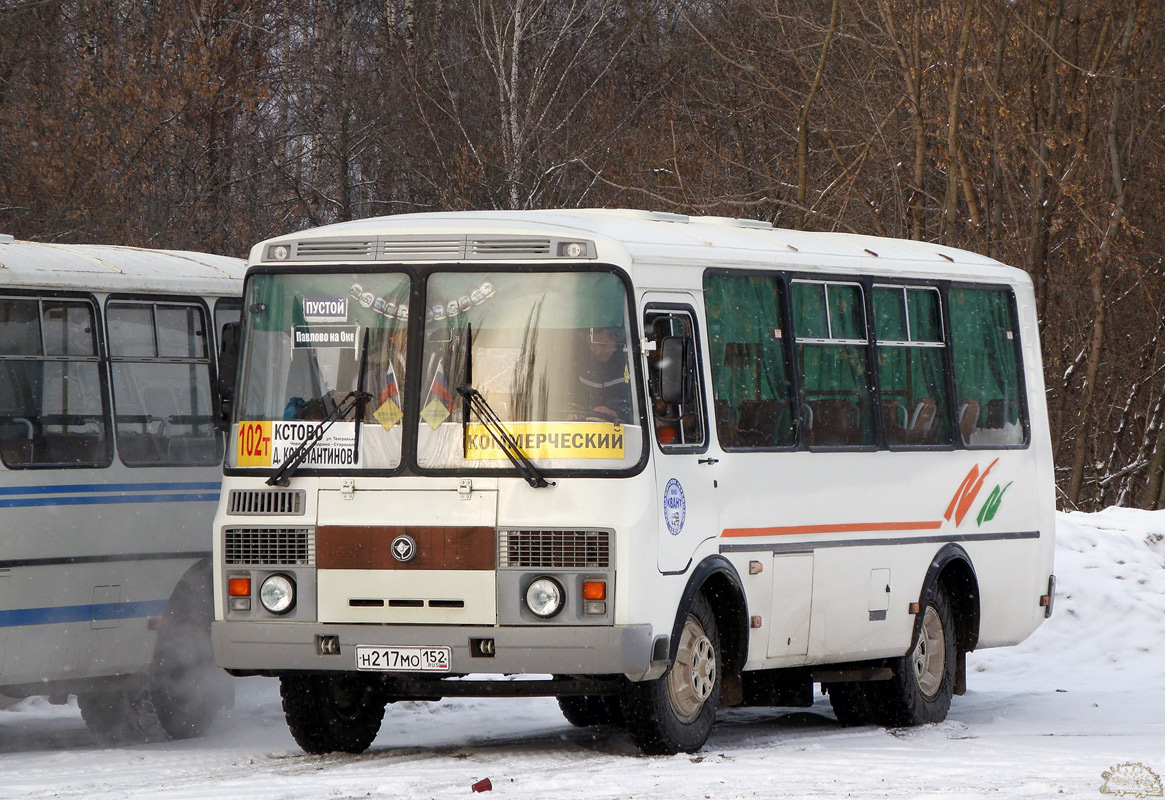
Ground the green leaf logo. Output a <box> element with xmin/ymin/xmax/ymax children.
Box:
<box><xmin>976</xmin><ymin>481</ymin><xmax>1013</xmax><ymax>527</ymax></box>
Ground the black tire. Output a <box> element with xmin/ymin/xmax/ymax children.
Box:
<box><xmin>281</xmin><ymin>674</ymin><xmax>387</xmax><ymax>754</ymax></box>
<box><xmin>78</xmin><ymin>688</ymin><xmax>167</xmax><ymax>745</ymax></box>
<box><xmin>149</xmin><ymin>568</ymin><xmax>234</xmax><ymax>740</ymax></box>
<box><xmin>868</xmin><ymin>582</ymin><xmax>957</xmax><ymax>727</ymax></box>
<box><xmin>621</xmin><ymin>592</ymin><xmax>721</xmax><ymax>755</ymax></box>
<box><xmin>557</xmin><ymin>694</ymin><xmax>624</xmax><ymax>728</ymax></box>
<box><xmin>825</xmin><ymin>681</ymin><xmax>874</xmax><ymax>726</ymax></box>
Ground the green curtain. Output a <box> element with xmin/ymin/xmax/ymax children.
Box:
<box><xmin>703</xmin><ymin>273</ymin><xmax>795</xmax><ymax>446</ymax></box>
<box><xmin>950</xmin><ymin>287</ymin><xmax>1024</xmax><ymax>441</ymax></box>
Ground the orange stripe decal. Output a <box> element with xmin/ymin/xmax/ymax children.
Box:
<box><xmin>721</xmin><ymin>520</ymin><xmax>944</xmax><ymax>538</ymax></box>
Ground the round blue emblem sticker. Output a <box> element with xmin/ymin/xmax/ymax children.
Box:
<box><xmin>663</xmin><ymin>478</ymin><xmax>686</xmax><ymax>536</ymax></box>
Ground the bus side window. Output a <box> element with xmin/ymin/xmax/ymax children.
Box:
<box><xmin>108</xmin><ymin>300</ymin><xmax>221</xmax><ymax>466</ymax></box>
<box><xmin>949</xmin><ymin>287</ymin><xmax>1027</xmax><ymax>447</ymax></box>
<box><xmin>0</xmin><ymin>297</ymin><xmax>111</xmax><ymax>469</ymax></box>
<box><xmin>791</xmin><ymin>280</ymin><xmax>876</xmax><ymax>448</ymax></box>
<box><xmin>702</xmin><ymin>271</ymin><xmax>795</xmax><ymax>449</ymax></box>
<box><xmin>872</xmin><ymin>285</ymin><xmax>951</xmax><ymax>447</ymax></box>
<box><xmin>645</xmin><ymin>310</ymin><xmax>706</xmax><ymax>449</ymax></box>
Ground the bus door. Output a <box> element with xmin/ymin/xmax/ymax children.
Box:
<box><xmin>642</xmin><ymin>301</ymin><xmax>719</xmax><ymax>574</ymax></box>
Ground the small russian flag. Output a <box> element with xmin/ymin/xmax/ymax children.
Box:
<box><xmin>421</xmin><ymin>358</ymin><xmax>453</xmax><ymax>429</ymax></box>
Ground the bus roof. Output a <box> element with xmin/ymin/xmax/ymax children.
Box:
<box><xmin>0</xmin><ymin>236</ymin><xmax>247</xmax><ymax>296</ymax></box>
<box><xmin>248</xmin><ymin>209</ymin><xmax>1026</xmax><ymax>285</ymax></box>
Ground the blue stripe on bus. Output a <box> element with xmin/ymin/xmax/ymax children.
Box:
<box><xmin>0</xmin><ymin>600</ymin><xmax>170</xmax><ymax>628</ymax></box>
<box><xmin>0</xmin><ymin>481</ymin><xmax>221</xmax><ymax>496</ymax></box>
<box><xmin>0</xmin><ymin>492</ymin><xmax>219</xmax><ymax>509</ymax></box>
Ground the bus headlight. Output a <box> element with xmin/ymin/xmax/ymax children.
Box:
<box><xmin>259</xmin><ymin>574</ymin><xmax>296</xmax><ymax>615</ymax></box>
<box><xmin>525</xmin><ymin>577</ymin><xmax>564</xmax><ymax>619</ymax></box>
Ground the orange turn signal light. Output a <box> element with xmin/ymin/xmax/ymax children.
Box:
<box><xmin>229</xmin><ymin>576</ymin><xmax>252</xmax><ymax>597</ymax></box>
<box><xmin>582</xmin><ymin>580</ymin><xmax>606</xmax><ymax>601</ymax></box>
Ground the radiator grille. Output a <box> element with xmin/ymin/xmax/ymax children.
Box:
<box><xmin>227</xmin><ymin>489</ymin><xmax>306</xmax><ymax>516</ymax></box>
<box><xmin>224</xmin><ymin>527</ymin><xmax>315</xmax><ymax>566</ymax></box>
<box><xmin>497</xmin><ymin>529</ymin><xmax>611</xmax><ymax>568</ymax></box>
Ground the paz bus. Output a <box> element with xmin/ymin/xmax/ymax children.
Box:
<box><xmin>0</xmin><ymin>235</ymin><xmax>244</xmax><ymax>743</ymax></box>
<box><xmin>211</xmin><ymin>210</ymin><xmax>1055</xmax><ymax>755</ymax></box>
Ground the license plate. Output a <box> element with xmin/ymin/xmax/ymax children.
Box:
<box><xmin>354</xmin><ymin>645</ymin><xmax>451</xmax><ymax>672</ymax></box>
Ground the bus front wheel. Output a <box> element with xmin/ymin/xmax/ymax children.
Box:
<box><xmin>78</xmin><ymin>687</ymin><xmax>166</xmax><ymax>745</ymax></box>
<box><xmin>280</xmin><ymin>674</ymin><xmax>387</xmax><ymax>754</ymax></box>
<box><xmin>621</xmin><ymin>592</ymin><xmax>721</xmax><ymax>755</ymax></box>
<box><xmin>149</xmin><ymin>570</ymin><xmax>234</xmax><ymax>740</ymax></box>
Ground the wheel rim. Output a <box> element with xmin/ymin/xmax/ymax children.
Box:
<box><xmin>911</xmin><ymin>604</ymin><xmax>946</xmax><ymax>699</ymax></box>
<box><xmin>666</xmin><ymin>614</ymin><xmax>717</xmax><ymax>723</ymax></box>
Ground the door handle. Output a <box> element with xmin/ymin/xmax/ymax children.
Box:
<box><xmin>698</xmin><ymin>457</ymin><xmax>719</xmax><ymax>465</ymax></box>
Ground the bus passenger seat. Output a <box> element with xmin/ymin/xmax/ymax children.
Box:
<box><xmin>905</xmin><ymin>397</ymin><xmax>937</xmax><ymax>444</ymax></box>
<box><xmin>882</xmin><ymin>400</ymin><xmax>907</xmax><ymax>441</ymax></box>
<box><xmin>984</xmin><ymin>399</ymin><xmax>1006</xmax><ymax>429</ymax></box>
<box><xmin>958</xmin><ymin>400</ymin><xmax>980</xmax><ymax>442</ymax></box>
<box><xmin>737</xmin><ymin>399</ymin><xmax>781</xmax><ymax>447</ymax></box>
<box><xmin>713</xmin><ymin>399</ymin><xmax>737</xmax><ymax>446</ymax></box>
<box><xmin>808</xmin><ymin>399</ymin><xmax>860</xmax><ymax>446</ymax></box>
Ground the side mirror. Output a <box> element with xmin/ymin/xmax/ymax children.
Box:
<box><xmin>658</xmin><ymin>336</ymin><xmax>690</xmax><ymax>406</ymax></box>
<box><xmin>216</xmin><ymin>321</ymin><xmax>241</xmax><ymax>431</ymax></box>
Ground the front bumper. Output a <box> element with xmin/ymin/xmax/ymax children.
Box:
<box><xmin>213</xmin><ymin>620</ymin><xmax>657</xmax><ymax>677</ymax></box>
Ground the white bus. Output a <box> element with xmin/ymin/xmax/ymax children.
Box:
<box><xmin>212</xmin><ymin>210</ymin><xmax>1055</xmax><ymax>755</ymax></box>
<box><xmin>0</xmin><ymin>235</ymin><xmax>245</xmax><ymax>743</ymax></box>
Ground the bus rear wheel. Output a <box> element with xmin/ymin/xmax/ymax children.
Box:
<box><xmin>869</xmin><ymin>583</ymin><xmax>957</xmax><ymax>727</ymax></box>
<box><xmin>825</xmin><ymin>681</ymin><xmax>875</xmax><ymax>726</ymax></box>
<box><xmin>621</xmin><ymin>593</ymin><xmax>721</xmax><ymax>755</ymax></box>
<box><xmin>280</xmin><ymin>674</ymin><xmax>387</xmax><ymax>754</ymax></box>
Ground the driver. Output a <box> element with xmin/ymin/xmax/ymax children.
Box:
<box><xmin>578</xmin><ymin>326</ymin><xmax>632</xmax><ymax>422</ymax></box>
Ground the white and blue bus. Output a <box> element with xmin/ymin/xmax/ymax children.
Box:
<box><xmin>212</xmin><ymin>210</ymin><xmax>1055</xmax><ymax>755</ymax></box>
<box><xmin>0</xmin><ymin>235</ymin><xmax>245</xmax><ymax>743</ymax></box>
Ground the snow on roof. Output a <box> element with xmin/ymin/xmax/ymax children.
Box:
<box><xmin>0</xmin><ymin>238</ymin><xmax>247</xmax><ymax>295</ymax></box>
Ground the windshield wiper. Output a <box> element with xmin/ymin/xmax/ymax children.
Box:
<box><xmin>456</xmin><ymin>385</ymin><xmax>552</xmax><ymax>488</ymax></box>
<box><xmin>266</xmin><ymin>389</ymin><xmax>370</xmax><ymax>487</ymax></box>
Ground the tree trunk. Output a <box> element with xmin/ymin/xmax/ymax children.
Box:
<box><xmin>795</xmin><ymin>0</ymin><xmax>840</xmax><ymax>230</ymax></box>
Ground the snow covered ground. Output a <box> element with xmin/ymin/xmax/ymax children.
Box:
<box><xmin>3</xmin><ymin>508</ymin><xmax>1163</xmax><ymax>799</ymax></box>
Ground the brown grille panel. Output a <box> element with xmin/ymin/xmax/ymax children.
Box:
<box><xmin>497</xmin><ymin>530</ymin><xmax>611</xmax><ymax>568</ymax></box>
<box><xmin>224</xmin><ymin>527</ymin><xmax>315</xmax><ymax>566</ymax></box>
<box><xmin>317</xmin><ymin>526</ymin><xmax>495</xmax><ymax>570</ymax></box>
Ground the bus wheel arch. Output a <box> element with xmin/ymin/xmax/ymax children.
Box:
<box><xmin>919</xmin><ymin>545</ymin><xmax>981</xmax><ymax>696</ymax></box>
<box><xmin>671</xmin><ymin>556</ymin><xmax>749</xmax><ymax>690</ymax></box>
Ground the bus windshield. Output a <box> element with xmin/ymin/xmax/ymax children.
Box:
<box><xmin>417</xmin><ymin>270</ymin><xmax>640</xmax><ymax>471</ymax></box>
<box><xmin>235</xmin><ymin>271</ymin><xmax>411</xmax><ymax>470</ymax></box>
<box><xmin>231</xmin><ymin>269</ymin><xmax>642</xmax><ymax>473</ymax></box>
